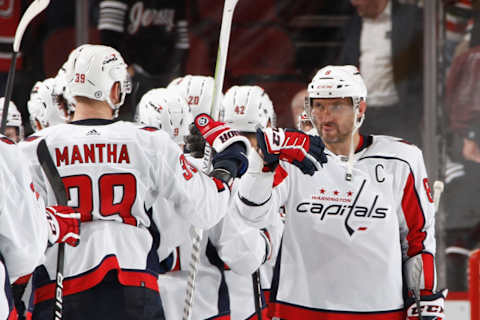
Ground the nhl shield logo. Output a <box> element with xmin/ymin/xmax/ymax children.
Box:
<box><xmin>197</xmin><ymin>115</ymin><xmax>209</xmax><ymax>127</ymax></box>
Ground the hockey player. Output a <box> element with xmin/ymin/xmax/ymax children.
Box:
<box><xmin>27</xmin><ymin>78</ymin><xmax>71</xmax><ymax>132</ymax></box>
<box><xmin>297</xmin><ymin>111</ymin><xmax>316</xmax><ymax>135</ymax></box>
<box><xmin>0</xmin><ymin>134</ymin><xmax>82</xmax><ymax>319</ymax></box>
<box><xmin>167</xmin><ymin>75</ymin><xmax>215</xmax><ymax>119</ymax></box>
<box><xmin>136</xmin><ymin>87</ymin><xmax>191</xmax><ymax>147</ymax></box>
<box><xmin>168</xmin><ymin>75</ymin><xmax>218</xmax><ymax>160</ymax></box>
<box><xmin>20</xmin><ymin>44</ymin><xmax>249</xmax><ymax>320</ymax></box>
<box><xmin>222</xmin><ymin>85</ymin><xmax>284</xmax><ymax>320</ymax></box>
<box><xmin>235</xmin><ymin>65</ymin><xmax>446</xmax><ymax>319</ymax></box>
<box><xmin>0</xmin><ymin>98</ymin><xmax>23</xmax><ymax>142</ymax></box>
<box><xmin>139</xmin><ymin>84</ymin><xmax>273</xmax><ymax>319</ymax></box>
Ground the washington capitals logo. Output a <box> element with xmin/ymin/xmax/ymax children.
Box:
<box><xmin>296</xmin><ymin>180</ymin><xmax>388</xmax><ymax>236</ymax></box>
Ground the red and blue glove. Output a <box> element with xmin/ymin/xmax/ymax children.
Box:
<box><xmin>256</xmin><ymin>128</ymin><xmax>327</xmax><ymax>176</ymax></box>
<box><xmin>194</xmin><ymin>113</ymin><xmax>250</xmax><ymax>181</ymax></box>
<box><xmin>406</xmin><ymin>289</ymin><xmax>448</xmax><ymax>320</ymax></box>
<box><xmin>45</xmin><ymin>206</ymin><xmax>81</xmax><ymax>247</ymax></box>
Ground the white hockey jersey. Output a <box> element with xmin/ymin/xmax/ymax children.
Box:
<box><xmin>19</xmin><ymin>119</ymin><xmax>230</xmax><ymax>307</ymax></box>
<box><xmin>0</xmin><ymin>136</ymin><xmax>49</xmax><ymax>318</ymax></box>
<box><xmin>158</xmin><ymin>156</ymin><xmax>271</xmax><ymax>320</ymax></box>
<box><xmin>235</xmin><ymin>135</ymin><xmax>437</xmax><ymax>320</ymax></box>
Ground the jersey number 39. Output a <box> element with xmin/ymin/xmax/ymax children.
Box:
<box><xmin>62</xmin><ymin>173</ymin><xmax>137</xmax><ymax>225</ymax></box>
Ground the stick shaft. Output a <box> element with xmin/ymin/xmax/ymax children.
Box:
<box><xmin>252</xmin><ymin>270</ymin><xmax>263</xmax><ymax>320</ymax></box>
<box><xmin>37</xmin><ymin>140</ymin><xmax>67</xmax><ymax>320</ymax></box>
<box><xmin>0</xmin><ymin>52</ymin><xmax>18</xmax><ymax>134</ymax></box>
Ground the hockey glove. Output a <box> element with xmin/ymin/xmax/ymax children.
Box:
<box><xmin>406</xmin><ymin>289</ymin><xmax>448</xmax><ymax>320</ymax></box>
<box><xmin>256</xmin><ymin>128</ymin><xmax>327</xmax><ymax>176</ymax></box>
<box><xmin>194</xmin><ymin>113</ymin><xmax>250</xmax><ymax>182</ymax></box>
<box><xmin>45</xmin><ymin>206</ymin><xmax>81</xmax><ymax>247</ymax></box>
<box><xmin>184</xmin><ymin>123</ymin><xmax>206</xmax><ymax>159</ymax></box>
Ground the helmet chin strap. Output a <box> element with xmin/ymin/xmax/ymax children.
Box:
<box><xmin>345</xmin><ymin>105</ymin><xmax>364</xmax><ymax>181</ymax></box>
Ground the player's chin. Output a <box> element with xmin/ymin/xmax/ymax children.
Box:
<box><xmin>320</xmin><ymin>132</ymin><xmax>339</xmax><ymax>144</ymax></box>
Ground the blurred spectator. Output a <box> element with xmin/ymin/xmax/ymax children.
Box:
<box><xmin>290</xmin><ymin>88</ymin><xmax>307</xmax><ymax>125</ymax></box>
<box><xmin>339</xmin><ymin>0</ymin><xmax>423</xmax><ymax>145</ymax></box>
<box><xmin>97</xmin><ymin>0</ymin><xmax>190</xmax><ymax>120</ymax></box>
<box><xmin>0</xmin><ymin>0</ymin><xmax>23</xmax><ymax>95</ymax></box>
<box><xmin>444</xmin><ymin>0</ymin><xmax>473</xmax><ymax>68</ymax></box>
<box><xmin>444</xmin><ymin>12</ymin><xmax>480</xmax><ymax>289</ymax></box>
<box><xmin>1</xmin><ymin>0</ymin><xmax>47</xmax><ymax>136</ymax></box>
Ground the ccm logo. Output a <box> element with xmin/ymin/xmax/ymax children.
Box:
<box><xmin>220</xmin><ymin>131</ymin><xmax>239</xmax><ymax>143</ymax></box>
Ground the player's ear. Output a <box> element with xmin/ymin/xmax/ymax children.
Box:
<box><xmin>358</xmin><ymin>100</ymin><xmax>367</xmax><ymax>118</ymax></box>
<box><xmin>110</xmin><ymin>82</ymin><xmax>121</xmax><ymax>104</ymax></box>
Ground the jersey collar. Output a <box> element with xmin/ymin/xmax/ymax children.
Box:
<box><xmin>70</xmin><ymin>119</ymin><xmax>115</xmax><ymax>126</ymax></box>
<box><xmin>355</xmin><ymin>134</ymin><xmax>373</xmax><ymax>153</ymax></box>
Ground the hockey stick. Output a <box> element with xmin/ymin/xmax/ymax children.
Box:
<box><xmin>252</xmin><ymin>270</ymin><xmax>263</xmax><ymax>320</ymax></box>
<box><xmin>36</xmin><ymin>139</ymin><xmax>68</xmax><ymax>320</ymax></box>
<box><xmin>0</xmin><ymin>0</ymin><xmax>50</xmax><ymax>134</ymax></box>
<box><xmin>182</xmin><ymin>1</ymin><xmax>239</xmax><ymax>320</ymax></box>
<box><xmin>433</xmin><ymin>180</ymin><xmax>444</xmax><ymax>213</ymax></box>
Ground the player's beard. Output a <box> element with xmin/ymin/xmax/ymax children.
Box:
<box><xmin>317</xmin><ymin>120</ymin><xmax>352</xmax><ymax>145</ymax></box>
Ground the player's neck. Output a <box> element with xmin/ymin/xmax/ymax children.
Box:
<box><xmin>325</xmin><ymin>133</ymin><xmax>361</xmax><ymax>156</ymax></box>
<box><xmin>72</xmin><ymin>101</ymin><xmax>114</xmax><ymax>121</ymax></box>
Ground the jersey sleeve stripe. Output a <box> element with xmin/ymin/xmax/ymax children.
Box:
<box><xmin>421</xmin><ymin>252</ymin><xmax>435</xmax><ymax>292</ymax></box>
<box><xmin>401</xmin><ymin>172</ymin><xmax>427</xmax><ymax>257</ymax></box>
<box><xmin>272</xmin><ymin>165</ymin><xmax>288</xmax><ymax>188</ymax></box>
<box><xmin>33</xmin><ymin>255</ymin><xmax>159</xmax><ymax>305</ymax></box>
<box><xmin>238</xmin><ymin>193</ymin><xmax>272</xmax><ymax>207</ymax></box>
<box><xmin>269</xmin><ymin>301</ymin><xmax>405</xmax><ymax>319</ymax></box>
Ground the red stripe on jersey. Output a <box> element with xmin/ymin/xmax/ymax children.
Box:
<box><xmin>141</xmin><ymin>126</ymin><xmax>158</xmax><ymax>132</ymax></box>
<box><xmin>263</xmin><ymin>289</ymin><xmax>271</xmax><ymax>303</ymax></box>
<box><xmin>171</xmin><ymin>247</ymin><xmax>181</xmax><ymax>272</ymax></box>
<box><xmin>270</xmin><ymin>302</ymin><xmax>405</xmax><ymax>320</ymax></box>
<box><xmin>212</xmin><ymin>177</ymin><xmax>226</xmax><ymax>192</ymax></box>
<box><xmin>421</xmin><ymin>253</ymin><xmax>435</xmax><ymax>292</ymax></box>
<box><xmin>401</xmin><ymin>172</ymin><xmax>426</xmax><ymax>257</ymax></box>
<box><xmin>0</xmin><ymin>137</ymin><xmax>14</xmax><ymax>145</ymax></box>
<box><xmin>7</xmin><ymin>307</ymin><xmax>18</xmax><ymax>320</ymax></box>
<box><xmin>273</xmin><ymin>165</ymin><xmax>287</xmax><ymax>187</ymax></box>
<box><xmin>33</xmin><ymin>255</ymin><xmax>159</xmax><ymax>305</ymax></box>
<box><xmin>13</xmin><ymin>274</ymin><xmax>31</xmax><ymax>285</ymax></box>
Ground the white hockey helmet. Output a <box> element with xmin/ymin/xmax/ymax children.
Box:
<box><xmin>0</xmin><ymin>97</ymin><xmax>23</xmax><ymax>140</ymax></box>
<box><xmin>222</xmin><ymin>85</ymin><xmax>271</xmax><ymax>133</ymax></box>
<box><xmin>167</xmin><ymin>75</ymin><xmax>215</xmax><ymax>119</ymax></box>
<box><xmin>27</xmin><ymin>78</ymin><xmax>68</xmax><ymax>131</ymax></box>
<box><xmin>307</xmin><ymin>65</ymin><xmax>368</xmax><ymax>181</ymax></box>
<box><xmin>297</xmin><ymin>111</ymin><xmax>311</xmax><ymax>129</ymax></box>
<box><xmin>263</xmin><ymin>96</ymin><xmax>277</xmax><ymax>128</ymax></box>
<box><xmin>307</xmin><ymin>65</ymin><xmax>367</xmax><ymax>118</ymax></box>
<box><xmin>56</xmin><ymin>44</ymin><xmax>94</xmax><ymax>112</ymax></box>
<box><xmin>55</xmin><ymin>65</ymin><xmax>76</xmax><ymax>114</ymax></box>
<box><xmin>65</xmin><ymin>45</ymin><xmax>131</xmax><ymax>116</ymax></box>
<box><xmin>137</xmin><ymin>88</ymin><xmax>191</xmax><ymax>145</ymax></box>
